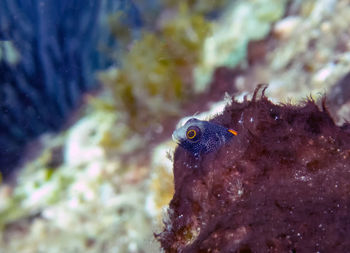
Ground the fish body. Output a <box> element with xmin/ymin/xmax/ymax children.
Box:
<box><xmin>172</xmin><ymin>118</ymin><xmax>237</xmax><ymax>156</ymax></box>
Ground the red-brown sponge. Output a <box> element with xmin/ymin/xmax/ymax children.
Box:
<box><xmin>157</xmin><ymin>87</ymin><xmax>350</xmax><ymax>253</ymax></box>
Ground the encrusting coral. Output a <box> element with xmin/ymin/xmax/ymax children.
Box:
<box><xmin>157</xmin><ymin>86</ymin><xmax>350</xmax><ymax>252</ymax></box>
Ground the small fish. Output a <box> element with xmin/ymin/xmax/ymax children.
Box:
<box><xmin>172</xmin><ymin>118</ymin><xmax>237</xmax><ymax>156</ymax></box>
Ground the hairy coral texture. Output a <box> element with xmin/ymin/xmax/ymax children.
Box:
<box><xmin>157</xmin><ymin>88</ymin><xmax>350</xmax><ymax>252</ymax></box>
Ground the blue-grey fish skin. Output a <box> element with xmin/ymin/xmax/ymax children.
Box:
<box><xmin>172</xmin><ymin>118</ymin><xmax>235</xmax><ymax>156</ymax></box>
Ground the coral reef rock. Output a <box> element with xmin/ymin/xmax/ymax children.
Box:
<box><xmin>158</xmin><ymin>87</ymin><xmax>350</xmax><ymax>253</ymax></box>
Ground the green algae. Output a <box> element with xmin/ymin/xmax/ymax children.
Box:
<box><xmin>99</xmin><ymin>3</ymin><xmax>211</xmax><ymax>131</ymax></box>
<box><xmin>100</xmin><ymin>0</ymin><xmax>288</xmax><ymax>122</ymax></box>
<box><xmin>163</xmin><ymin>0</ymin><xmax>230</xmax><ymax>15</ymax></box>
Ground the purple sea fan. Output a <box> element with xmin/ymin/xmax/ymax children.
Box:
<box><xmin>157</xmin><ymin>86</ymin><xmax>350</xmax><ymax>253</ymax></box>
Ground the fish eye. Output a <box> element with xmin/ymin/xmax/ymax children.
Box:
<box><xmin>187</xmin><ymin>130</ymin><xmax>196</xmax><ymax>139</ymax></box>
<box><xmin>186</xmin><ymin>126</ymin><xmax>201</xmax><ymax>142</ymax></box>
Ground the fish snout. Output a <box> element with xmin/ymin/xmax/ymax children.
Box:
<box><xmin>172</xmin><ymin>128</ymin><xmax>185</xmax><ymax>143</ymax></box>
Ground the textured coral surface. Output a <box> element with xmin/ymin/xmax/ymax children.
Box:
<box><xmin>158</xmin><ymin>88</ymin><xmax>350</xmax><ymax>252</ymax></box>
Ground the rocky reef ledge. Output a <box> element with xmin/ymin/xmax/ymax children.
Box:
<box><xmin>157</xmin><ymin>87</ymin><xmax>350</xmax><ymax>252</ymax></box>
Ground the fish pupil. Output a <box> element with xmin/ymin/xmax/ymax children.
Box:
<box><xmin>186</xmin><ymin>126</ymin><xmax>201</xmax><ymax>142</ymax></box>
<box><xmin>187</xmin><ymin>130</ymin><xmax>196</xmax><ymax>139</ymax></box>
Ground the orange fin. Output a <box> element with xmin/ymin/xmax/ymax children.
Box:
<box><xmin>228</xmin><ymin>129</ymin><xmax>238</xmax><ymax>136</ymax></box>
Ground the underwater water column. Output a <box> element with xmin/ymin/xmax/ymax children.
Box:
<box><xmin>0</xmin><ymin>0</ymin><xmax>142</xmax><ymax>178</ymax></box>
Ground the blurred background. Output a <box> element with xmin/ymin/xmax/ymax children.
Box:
<box><xmin>0</xmin><ymin>0</ymin><xmax>349</xmax><ymax>252</ymax></box>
